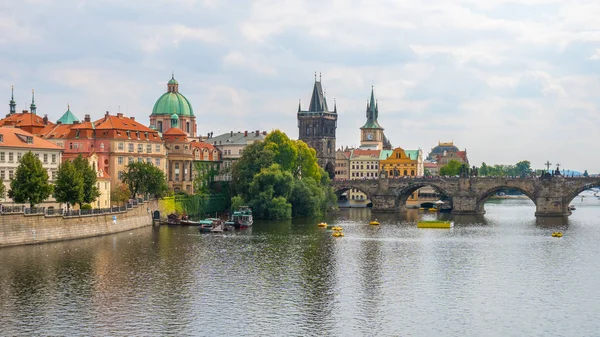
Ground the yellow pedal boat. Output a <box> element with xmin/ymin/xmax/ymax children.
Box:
<box><xmin>369</xmin><ymin>220</ymin><xmax>380</xmax><ymax>226</ymax></box>
<box><xmin>332</xmin><ymin>231</ymin><xmax>344</xmax><ymax>237</ymax></box>
<box><xmin>317</xmin><ymin>222</ymin><xmax>328</xmax><ymax>228</ymax></box>
<box><xmin>331</xmin><ymin>226</ymin><xmax>343</xmax><ymax>231</ymax></box>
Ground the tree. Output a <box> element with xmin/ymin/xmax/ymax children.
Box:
<box><xmin>479</xmin><ymin>162</ymin><xmax>489</xmax><ymax>176</ymax></box>
<box><xmin>193</xmin><ymin>162</ymin><xmax>220</xmax><ymax>196</ymax></box>
<box><xmin>8</xmin><ymin>151</ymin><xmax>53</xmax><ymax>207</ymax></box>
<box><xmin>111</xmin><ymin>183</ymin><xmax>130</xmax><ymax>206</ymax></box>
<box><xmin>230</xmin><ymin>195</ymin><xmax>245</xmax><ymax>211</ymax></box>
<box><xmin>122</xmin><ymin>162</ymin><xmax>168</xmax><ymax>198</ymax></box>
<box><xmin>515</xmin><ymin>160</ymin><xmax>532</xmax><ymax>178</ymax></box>
<box><xmin>439</xmin><ymin>160</ymin><xmax>462</xmax><ymax>176</ymax></box>
<box><xmin>53</xmin><ymin>160</ymin><xmax>84</xmax><ymax>211</ymax></box>
<box><xmin>72</xmin><ymin>155</ymin><xmax>100</xmax><ymax>206</ymax></box>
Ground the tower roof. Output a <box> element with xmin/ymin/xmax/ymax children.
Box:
<box><xmin>361</xmin><ymin>86</ymin><xmax>382</xmax><ymax>129</ymax></box>
<box><xmin>151</xmin><ymin>75</ymin><xmax>194</xmax><ymax>117</ymax></box>
<box><xmin>300</xmin><ymin>73</ymin><xmax>335</xmax><ymax>113</ymax></box>
<box><xmin>57</xmin><ymin>105</ymin><xmax>80</xmax><ymax>125</ymax></box>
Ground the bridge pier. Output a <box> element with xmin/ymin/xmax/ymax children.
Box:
<box><xmin>450</xmin><ymin>196</ymin><xmax>485</xmax><ymax>215</ymax></box>
<box><xmin>371</xmin><ymin>195</ymin><xmax>399</xmax><ymax>212</ymax></box>
<box><xmin>535</xmin><ymin>197</ymin><xmax>571</xmax><ymax>217</ymax></box>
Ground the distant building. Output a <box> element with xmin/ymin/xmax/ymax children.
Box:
<box><xmin>297</xmin><ymin>74</ymin><xmax>337</xmax><ymax>178</ymax></box>
<box><xmin>427</xmin><ymin>141</ymin><xmax>469</xmax><ymax>171</ymax></box>
<box><xmin>206</xmin><ymin>130</ymin><xmax>266</xmax><ymax>181</ymax></box>
<box><xmin>380</xmin><ymin>147</ymin><xmax>423</xmax><ymax>177</ymax></box>
<box><xmin>334</xmin><ymin>149</ymin><xmax>351</xmax><ymax>180</ymax></box>
<box><xmin>0</xmin><ymin>127</ymin><xmax>62</xmax><ymax>206</ymax></box>
<box><xmin>149</xmin><ymin>75</ymin><xmax>197</xmax><ymax>138</ymax></box>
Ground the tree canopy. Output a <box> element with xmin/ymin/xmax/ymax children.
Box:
<box><xmin>53</xmin><ymin>160</ymin><xmax>84</xmax><ymax>210</ymax></box>
<box><xmin>230</xmin><ymin>130</ymin><xmax>334</xmax><ymax>219</ymax></box>
<box><xmin>122</xmin><ymin>162</ymin><xmax>168</xmax><ymax>198</ymax></box>
<box><xmin>477</xmin><ymin>160</ymin><xmax>533</xmax><ymax>177</ymax></box>
<box><xmin>72</xmin><ymin>155</ymin><xmax>100</xmax><ymax>206</ymax></box>
<box><xmin>439</xmin><ymin>160</ymin><xmax>462</xmax><ymax>176</ymax></box>
<box><xmin>8</xmin><ymin>151</ymin><xmax>53</xmax><ymax>207</ymax></box>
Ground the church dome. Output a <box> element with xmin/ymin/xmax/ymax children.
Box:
<box><xmin>151</xmin><ymin>75</ymin><xmax>194</xmax><ymax>117</ymax></box>
<box><xmin>428</xmin><ymin>142</ymin><xmax>459</xmax><ymax>159</ymax></box>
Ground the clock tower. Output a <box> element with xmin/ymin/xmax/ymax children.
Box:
<box><xmin>360</xmin><ymin>87</ymin><xmax>384</xmax><ymax>150</ymax></box>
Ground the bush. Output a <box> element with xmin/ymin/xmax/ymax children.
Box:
<box><xmin>80</xmin><ymin>204</ymin><xmax>92</xmax><ymax>210</ymax></box>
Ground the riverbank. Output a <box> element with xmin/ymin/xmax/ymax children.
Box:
<box><xmin>0</xmin><ymin>200</ymin><xmax>157</xmax><ymax>248</ymax></box>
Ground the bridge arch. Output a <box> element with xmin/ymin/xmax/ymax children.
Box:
<box><xmin>395</xmin><ymin>182</ymin><xmax>454</xmax><ymax>209</ymax></box>
<box><xmin>333</xmin><ymin>184</ymin><xmax>373</xmax><ymax>202</ymax></box>
<box><xmin>564</xmin><ymin>179</ymin><xmax>600</xmax><ymax>206</ymax></box>
<box><xmin>476</xmin><ymin>185</ymin><xmax>537</xmax><ymax>213</ymax></box>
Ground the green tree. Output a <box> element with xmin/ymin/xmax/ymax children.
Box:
<box><xmin>230</xmin><ymin>195</ymin><xmax>245</xmax><ymax>211</ymax></box>
<box><xmin>515</xmin><ymin>160</ymin><xmax>532</xmax><ymax>178</ymax></box>
<box><xmin>73</xmin><ymin>155</ymin><xmax>101</xmax><ymax>207</ymax></box>
<box><xmin>53</xmin><ymin>160</ymin><xmax>84</xmax><ymax>211</ymax></box>
<box><xmin>8</xmin><ymin>151</ymin><xmax>53</xmax><ymax>207</ymax></box>
<box><xmin>193</xmin><ymin>162</ymin><xmax>220</xmax><ymax>196</ymax></box>
<box><xmin>122</xmin><ymin>162</ymin><xmax>168</xmax><ymax>198</ymax></box>
<box><xmin>439</xmin><ymin>160</ymin><xmax>462</xmax><ymax>176</ymax></box>
<box><xmin>479</xmin><ymin>162</ymin><xmax>489</xmax><ymax>176</ymax></box>
<box><xmin>111</xmin><ymin>183</ymin><xmax>130</xmax><ymax>206</ymax></box>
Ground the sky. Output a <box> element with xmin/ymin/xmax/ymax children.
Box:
<box><xmin>1</xmin><ymin>0</ymin><xmax>600</xmax><ymax>172</ymax></box>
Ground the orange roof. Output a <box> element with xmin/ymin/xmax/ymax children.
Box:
<box><xmin>191</xmin><ymin>141</ymin><xmax>217</xmax><ymax>151</ymax></box>
<box><xmin>0</xmin><ymin>127</ymin><xmax>62</xmax><ymax>150</ymax></box>
<box><xmin>93</xmin><ymin>113</ymin><xmax>161</xmax><ymax>141</ymax></box>
<box><xmin>351</xmin><ymin>149</ymin><xmax>380</xmax><ymax>158</ymax></box>
<box><xmin>41</xmin><ymin>123</ymin><xmax>74</xmax><ymax>139</ymax></box>
<box><xmin>0</xmin><ymin>112</ymin><xmax>52</xmax><ymax>128</ymax></box>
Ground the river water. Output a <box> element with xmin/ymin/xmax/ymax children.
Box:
<box><xmin>1</xmin><ymin>196</ymin><xmax>600</xmax><ymax>336</ymax></box>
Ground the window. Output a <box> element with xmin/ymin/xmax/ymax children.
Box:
<box><xmin>0</xmin><ymin>152</ymin><xmax>4</xmax><ymax>162</ymax></box>
<box><xmin>0</xmin><ymin>170</ymin><xmax>4</xmax><ymax>180</ymax></box>
<box><xmin>128</xmin><ymin>157</ymin><xmax>133</xmax><ymax>164</ymax></box>
<box><xmin>186</xmin><ymin>121</ymin><xmax>190</xmax><ymax>133</ymax></box>
<box><xmin>100</xmin><ymin>143</ymin><xmax>105</xmax><ymax>150</ymax></box>
<box><xmin>118</xmin><ymin>157</ymin><xmax>124</xmax><ymax>165</ymax></box>
<box><xmin>155</xmin><ymin>144</ymin><xmax>161</xmax><ymax>152</ymax></box>
<box><xmin>43</xmin><ymin>154</ymin><xmax>48</xmax><ymax>163</ymax></box>
<box><xmin>138</xmin><ymin>158</ymin><xmax>143</xmax><ymax>163</ymax></box>
<box><xmin>52</xmin><ymin>154</ymin><xmax>56</xmax><ymax>163</ymax></box>
<box><xmin>128</xmin><ymin>143</ymin><xmax>134</xmax><ymax>152</ymax></box>
<box><xmin>155</xmin><ymin>158</ymin><xmax>161</xmax><ymax>166</ymax></box>
<box><xmin>26</xmin><ymin>136</ymin><xmax>33</xmax><ymax>144</ymax></box>
<box><xmin>8</xmin><ymin>152</ymin><xmax>13</xmax><ymax>162</ymax></box>
<box><xmin>157</xmin><ymin>121</ymin><xmax>163</xmax><ymax>132</ymax></box>
<box><xmin>17</xmin><ymin>152</ymin><xmax>22</xmax><ymax>161</ymax></box>
<box><xmin>118</xmin><ymin>143</ymin><xmax>124</xmax><ymax>151</ymax></box>
<box><xmin>51</xmin><ymin>171</ymin><xmax>57</xmax><ymax>180</ymax></box>
<box><xmin>126</xmin><ymin>130</ymin><xmax>131</xmax><ymax>138</ymax></box>
<box><xmin>136</xmin><ymin>131</ymin><xmax>140</xmax><ymax>139</ymax></box>
<box><xmin>146</xmin><ymin>144</ymin><xmax>152</xmax><ymax>153</ymax></box>
<box><xmin>118</xmin><ymin>171</ymin><xmax>123</xmax><ymax>180</ymax></box>
<box><xmin>9</xmin><ymin>170</ymin><xmax>14</xmax><ymax>179</ymax></box>
<box><xmin>137</xmin><ymin>144</ymin><xmax>143</xmax><ymax>153</ymax></box>
<box><xmin>0</xmin><ymin>135</ymin><xmax>3</xmax><ymax>142</ymax></box>
<box><xmin>146</xmin><ymin>158</ymin><xmax>152</xmax><ymax>164</ymax></box>
<box><xmin>75</xmin><ymin>130</ymin><xmax>80</xmax><ymax>138</ymax></box>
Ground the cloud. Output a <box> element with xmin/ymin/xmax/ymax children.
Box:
<box><xmin>3</xmin><ymin>0</ymin><xmax>600</xmax><ymax>171</ymax></box>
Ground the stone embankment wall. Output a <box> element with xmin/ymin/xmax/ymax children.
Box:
<box><xmin>0</xmin><ymin>200</ymin><xmax>158</xmax><ymax>248</ymax></box>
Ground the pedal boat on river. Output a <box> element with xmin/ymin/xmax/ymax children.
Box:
<box><xmin>417</xmin><ymin>220</ymin><xmax>454</xmax><ymax>228</ymax></box>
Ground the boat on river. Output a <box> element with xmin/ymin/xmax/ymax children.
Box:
<box><xmin>225</xmin><ymin>206</ymin><xmax>253</xmax><ymax>229</ymax></box>
<box><xmin>417</xmin><ymin>220</ymin><xmax>454</xmax><ymax>228</ymax></box>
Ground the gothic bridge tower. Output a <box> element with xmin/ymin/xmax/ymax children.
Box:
<box><xmin>297</xmin><ymin>73</ymin><xmax>337</xmax><ymax>178</ymax></box>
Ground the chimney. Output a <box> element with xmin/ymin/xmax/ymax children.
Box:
<box><xmin>230</xmin><ymin>131</ymin><xmax>233</xmax><ymax>136</ymax></box>
<box><xmin>105</xmin><ymin>111</ymin><xmax>109</xmax><ymax>116</ymax></box>
<box><xmin>22</xmin><ymin>110</ymin><xmax>29</xmax><ymax>114</ymax></box>
<box><xmin>117</xmin><ymin>112</ymin><xmax>123</xmax><ymax>118</ymax></box>
<box><xmin>84</xmin><ymin>114</ymin><xmax>91</xmax><ymax>122</ymax></box>
<box><xmin>130</xmin><ymin>117</ymin><xmax>135</xmax><ymax>121</ymax></box>
<box><xmin>255</xmin><ymin>130</ymin><xmax>259</xmax><ymax>137</ymax></box>
<box><xmin>262</xmin><ymin>131</ymin><xmax>267</xmax><ymax>135</ymax></box>
<box><xmin>244</xmin><ymin>130</ymin><xmax>248</xmax><ymax>137</ymax></box>
<box><xmin>57</xmin><ymin>121</ymin><xmax>62</xmax><ymax>125</ymax></box>
<box><xmin>43</xmin><ymin>114</ymin><xmax>49</xmax><ymax>125</ymax></box>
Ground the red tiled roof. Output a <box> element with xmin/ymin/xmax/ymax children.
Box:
<box><xmin>191</xmin><ymin>141</ymin><xmax>217</xmax><ymax>151</ymax></box>
<box><xmin>0</xmin><ymin>127</ymin><xmax>62</xmax><ymax>150</ymax></box>
<box><xmin>0</xmin><ymin>112</ymin><xmax>52</xmax><ymax>128</ymax></box>
<box><xmin>351</xmin><ymin>149</ymin><xmax>380</xmax><ymax>158</ymax></box>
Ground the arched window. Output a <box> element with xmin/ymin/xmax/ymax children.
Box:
<box><xmin>411</xmin><ymin>170</ymin><xmax>415</xmax><ymax>176</ymax></box>
<box><xmin>186</xmin><ymin>122</ymin><xmax>190</xmax><ymax>133</ymax></box>
<box><xmin>404</xmin><ymin>170</ymin><xmax>408</xmax><ymax>176</ymax></box>
<box><xmin>157</xmin><ymin>121</ymin><xmax>163</xmax><ymax>132</ymax></box>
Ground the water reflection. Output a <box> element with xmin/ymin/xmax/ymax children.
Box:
<box><xmin>1</xmin><ymin>199</ymin><xmax>600</xmax><ymax>336</ymax></box>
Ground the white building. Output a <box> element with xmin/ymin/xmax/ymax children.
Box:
<box><xmin>0</xmin><ymin>127</ymin><xmax>62</xmax><ymax>206</ymax></box>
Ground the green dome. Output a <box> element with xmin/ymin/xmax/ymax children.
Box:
<box><xmin>151</xmin><ymin>91</ymin><xmax>194</xmax><ymax>117</ymax></box>
<box><xmin>168</xmin><ymin>78</ymin><xmax>178</xmax><ymax>85</ymax></box>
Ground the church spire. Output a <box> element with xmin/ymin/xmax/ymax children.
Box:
<box><xmin>9</xmin><ymin>86</ymin><xmax>16</xmax><ymax>114</ymax></box>
<box><xmin>30</xmin><ymin>89</ymin><xmax>37</xmax><ymax>114</ymax></box>
<box><xmin>307</xmin><ymin>73</ymin><xmax>330</xmax><ymax>112</ymax></box>
<box><xmin>298</xmin><ymin>99</ymin><xmax>301</xmax><ymax>112</ymax></box>
<box><xmin>361</xmin><ymin>86</ymin><xmax>382</xmax><ymax>129</ymax></box>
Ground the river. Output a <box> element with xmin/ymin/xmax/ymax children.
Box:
<box><xmin>1</xmin><ymin>195</ymin><xmax>600</xmax><ymax>336</ymax></box>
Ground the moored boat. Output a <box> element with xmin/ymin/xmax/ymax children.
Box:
<box><xmin>225</xmin><ymin>206</ymin><xmax>254</xmax><ymax>229</ymax></box>
<box><xmin>198</xmin><ymin>218</ymin><xmax>221</xmax><ymax>233</ymax></box>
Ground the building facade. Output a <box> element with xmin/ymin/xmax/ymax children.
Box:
<box><xmin>0</xmin><ymin>127</ymin><xmax>62</xmax><ymax>206</ymax></box>
<box><xmin>207</xmin><ymin>130</ymin><xmax>266</xmax><ymax>181</ymax></box>
<box><xmin>427</xmin><ymin>141</ymin><xmax>469</xmax><ymax>172</ymax></box>
<box><xmin>297</xmin><ymin>75</ymin><xmax>337</xmax><ymax>178</ymax></box>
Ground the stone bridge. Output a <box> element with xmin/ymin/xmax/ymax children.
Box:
<box><xmin>332</xmin><ymin>176</ymin><xmax>600</xmax><ymax>217</ymax></box>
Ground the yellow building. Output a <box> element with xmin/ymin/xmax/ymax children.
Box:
<box><xmin>380</xmin><ymin>147</ymin><xmax>423</xmax><ymax>177</ymax></box>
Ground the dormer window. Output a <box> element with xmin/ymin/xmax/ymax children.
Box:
<box><xmin>0</xmin><ymin>135</ymin><xmax>3</xmax><ymax>142</ymax></box>
<box><xmin>26</xmin><ymin>136</ymin><xmax>33</xmax><ymax>144</ymax></box>
<box><xmin>136</xmin><ymin>131</ymin><xmax>140</xmax><ymax>139</ymax></box>
<box><xmin>126</xmin><ymin>131</ymin><xmax>131</xmax><ymax>138</ymax></box>
<box><xmin>75</xmin><ymin>130</ymin><xmax>80</xmax><ymax>138</ymax></box>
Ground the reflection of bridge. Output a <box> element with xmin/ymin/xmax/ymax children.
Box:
<box><xmin>332</xmin><ymin>177</ymin><xmax>600</xmax><ymax>217</ymax></box>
